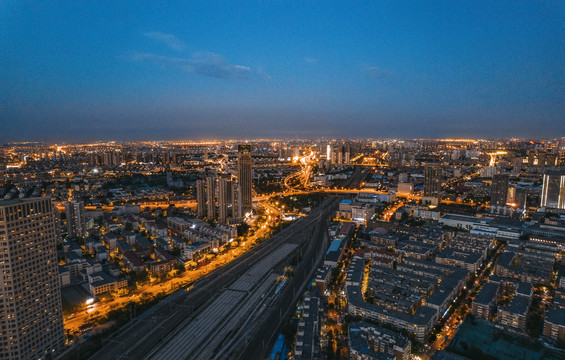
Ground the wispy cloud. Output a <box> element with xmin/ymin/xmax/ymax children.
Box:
<box><xmin>128</xmin><ymin>32</ymin><xmax>254</xmax><ymax>79</ymax></box>
<box><xmin>127</xmin><ymin>52</ymin><xmax>186</xmax><ymax>64</ymax></box>
<box><xmin>186</xmin><ymin>52</ymin><xmax>252</xmax><ymax>79</ymax></box>
<box><xmin>257</xmin><ymin>67</ymin><xmax>272</xmax><ymax>80</ymax></box>
<box><xmin>304</xmin><ymin>57</ymin><xmax>318</xmax><ymax>64</ymax></box>
<box><xmin>145</xmin><ymin>31</ymin><xmax>187</xmax><ymax>52</ymax></box>
<box><xmin>364</xmin><ymin>66</ymin><xmax>395</xmax><ymax>79</ymax></box>
<box><xmin>127</xmin><ymin>51</ymin><xmax>253</xmax><ymax>80</ymax></box>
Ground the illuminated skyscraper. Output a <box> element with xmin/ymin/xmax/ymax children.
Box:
<box><xmin>218</xmin><ymin>177</ymin><xmax>233</xmax><ymax>224</ymax></box>
<box><xmin>0</xmin><ymin>198</ymin><xmax>65</xmax><ymax>360</ymax></box>
<box><xmin>541</xmin><ymin>170</ymin><xmax>565</xmax><ymax>209</ymax></box>
<box><xmin>232</xmin><ymin>182</ymin><xmax>239</xmax><ymax>221</ymax></box>
<box><xmin>491</xmin><ymin>174</ymin><xmax>509</xmax><ymax>207</ymax></box>
<box><xmin>196</xmin><ymin>179</ymin><xmax>207</xmax><ymax>218</ymax></box>
<box><xmin>206</xmin><ymin>176</ymin><xmax>216</xmax><ymax>220</ymax></box>
<box><xmin>344</xmin><ymin>144</ymin><xmax>351</xmax><ymax>164</ymax></box>
<box><xmin>559</xmin><ymin>137</ymin><xmax>565</xmax><ymax>166</ymax></box>
<box><xmin>237</xmin><ymin>145</ymin><xmax>252</xmax><ymax>215</ymax></box>
<box><xmin>423</xmin><ymin>165</ymin><xmax>442</xmax><ymax>205</ymax></box>
<box><xmin>65</xmin><ymin>200</ymin><xmax>86</xmax><ymax>238</ymax></box>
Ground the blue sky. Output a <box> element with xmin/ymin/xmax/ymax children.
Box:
<box><xmin>1</xmin><ymin>1</ymin><xmax>564</xmax><ymax>142</ymax></box>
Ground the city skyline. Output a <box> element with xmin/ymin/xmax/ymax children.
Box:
<box><xmin>2</xmin><ymin>137</ymin><xmax>565</xmax><ymax>359</ymax></box>
<box><xmin>1</xmin><ymin>1</ymin><xmax>564</xmax><ymax>142</ymax></box>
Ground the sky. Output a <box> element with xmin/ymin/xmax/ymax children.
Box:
<box><xmin>1</xmin><ymin>1</ymin><xmax>564</xmax><ymax>142</ymax></box>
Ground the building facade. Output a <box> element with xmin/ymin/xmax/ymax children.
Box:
<box><xmin>237</xmin><ymin>145</ymin><xmax>252</xmax><ymax>214</ymax></box>
<box><xmin>0</xmin><ymin>198</ymin><xmax>65</xmax><ymax>360</ymax></box>
<box><xmin>541</xmin><ymin>170</ymin><xmax>565</xmax><ymax>209</ymax></box>
<box><xmin>206</xmin><ymin>176</ymin><xmax>216</xmax><ymax>221</ymax></box>
<box><xmin>423</xmin><ymin>165</ymin><xmax>442</xmax><ymax>205</ymax></box>
<box><xmin>218</xmin><ymin>177</ymin><xmax>233</xmax><ymax>224</ymax></box>
<box><xmin>65</xmin><ymin>200</ymin><xmax>87</xmax><ymax>238</ymax></box>
<box><xmin>491</xmin><ymin>174</ymin><xmax>509</xmax><ymax>207</ymax></box>
<box><xmin>196</xmin><ymin>179</ymin><xmax>207</xmax><ymax>218</ymax></box>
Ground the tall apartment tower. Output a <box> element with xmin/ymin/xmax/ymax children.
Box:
<box><xmin>541</xmin><ymin>170</ymin><xmax>565</xmax><ymax>209</ymax></box>
<box><xmin>558</xmin><ymin>137</ymin><xmax>565</xmax><ymax>166</ymax></box>
<box><xmin>206</xmin><ymin>176</ymin><xmax>216</xmax><ymax>220</ymax></box>
<box><xmin>423</xmin><ymin>165</ymin><xmax>442</xmax><ymax>205</ymax></box>
<box><xmin>0</xmin><ymin>198</ymin><xmax>65</xmax><ymax>359</ymax></box>
<box><xmin>237</xmin><ymin>145</ymin><xmax>252</xmax><ymax>214</ymax></box>
<box><xmin>491</xmin><ymin>174</ymin><xmax>509</xmax><ymax>207</ymax></box>
<box><xmin>232</xmin><ymin>182</ymin><xmax>239</xmax><ymax>220</ymax></box>
<box><xmin>218</xmin><ymin>177</ymin><xmax>233</xmax><ymax>224</ymax></box>
<box><xmin>65</xmin><ymin>200</ymin><xmax>86</xmax><ymax>238</ymax></box>
<box><xmin>52</xmin><ymin>206</ymin><xmax>63</xmax><ymax>243</ymax></box>
<box><xmin>196</xmin><ymin>179</ymin><xmax>207</xmax><ymax>218</ymax></box>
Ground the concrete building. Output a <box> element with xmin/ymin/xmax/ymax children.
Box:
<box><xmin>206</xmin><ymin>176</ymin><xmax>216</xmax><ymax>221</ymax></box>
<box><xmin>349</xmin><ymin>321</ymin><xmax>411</xmax><ymax>360</ymax></box>
<box><xmin>346</xmin><ymin>285</ymin><xmax>437</xmax><ymax>343</ymax></box>
<box><xmin>491</xmin><ymin>174</ymin><xmax>509</xmax><ymax>207</ymax></box>
<box><xmin>495</xmin><ymin>250</ymin><xmax>554</xmax><ymax>284</ymax></box>
<box><xmin>544</xmin><ymin>307</ymin><xmax>565</xmax><ymax>341</ymax></box>
<box><xmin>497</xmin><ymin>296</ymin><xmax>530</xmax><ymax>332</ymax></box>
<box><xmin>471</xmin><ymin>283</ymin><xmax>499</xmax><ymax>320</ymax></box>
<box><xmin>423</xmin><ymin>165</ymin><xmax>442</xmax><ymax>205</ymax></box>
<box><xmin>480</xmin><ymin>166</ymin><xmax>497</xmax><ymax>178</ymax></box>
<box><xmin>196</xmin><ymin>179</ymin><xmax>207</xmax><ymax>218</ymax></box>
<box><xmin>294</xmin><ymin>297</ymin><xmax>320</xmax><ymax>360</ymax></box>
<box><xmin>167</xmin><ymin>217</ymin><xmax>192</xmax><ymax>235</ymax></box>
<box><xmin>541</xmin><ymin>170</ymin><xmax>565</xmax><ymax>209</ymax></box>
<box><xmin>0</xmin><ymin>198</ymin><xmax>65</xmax><ymax>359</ymax></box>
<box><xmin>397</xmin><ymin>182</ymin><xmax>414</xmax><ymax>197</ymax></box>
<box><xmin>351</xmin><ymin>202</ymin><xmax>376</xmax><ymax>223</ymax></box>
<box><xmin>66</xmin><ymin>200</ymin><xmax>87</xmax><ymax>238</ymax></box>
<box><xmin>425</xmin><ymin>269</ymin><xmax>468</xmax><ymax>316</ymax></box>
<box><xmin>122</xmin><ymin>251</ymin><xmax>146</xmax><ymax>273</ymax></box>
<box><xmin>218</xmin><ymin>177</ymin><xmax>233</xmax><ymax>224</ymax></box>
<box><xmin>315</xmin><ymin>265</ymin><xmax>332</xmax><ymax>293</ymax></box>
<box><xmin>238</xmin><ymin>145</ymin><xmax>253</xmax><ymax>215</ymax></box>
<box><xmin>88</xmin><ymin>271</ymin><xmax>128</xmax><ymax>296</ymax></box>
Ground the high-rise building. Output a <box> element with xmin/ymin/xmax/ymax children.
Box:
<box><xmin>65</xmin><ymin>200</ymin><xmax>86</xmax><ymax>238</ymax></box>
<box><xmin>0</xmin><ymin>198</ymin><xmax>65</xmax><ymax>359</ymax></box>
<box><xmin>206</xmin><ymin>176</ymin><xmax>216</xmax><ymax>220</ymax></box>
<box><xmin>515</xmin><ymin>187</ymin><xmax>528</xmax><ymax>210</ymax></box>
<box><xmin>232</xmin><ymin>182</ymin><xmax>239</xmax><ymax>221</ymax></box>
<box><xmin>218</xmin><ymin>177</ymin><xmax>233</xmax><ymax>224</ymax></box>
<box><xmin>196</xmin><ymin>179</ymin><xmax>207</xmax><ymax>218</ymax></box>
<box><xmin>541</xmin><ymin>170</ymin><xmax>565</xmax><ymax>209</ymax></box>
<box><xmin>162</xmin><ymin>151</ymin><xmax>171</xmax><ymax>165</ymax></box>
<box><xmin>423</xmin><ymin>165</ymin><xmax>442</xmax><ymax>205</ymax></box>
<box><xmin>52</xmin><ymin>207</ymin><xmax>62</xmax><ymax>243</ymax></box>
<box><xmin>559</xmin><ymin>137</ymin><xmax>565</xmax><ymax>166</ymax></box>
<box><xmin>480</xmin><ymin>166</ymin><xmax>497</xmax><ymax>178</ymax></box>
<box><xmin>103</xmin><ymin>151</ymin><xmax>121</xmax><ymax>167</ymax></box>
<box><xmin>292</xmin><ymin>147</ymin><xmax>300</xmax><ymax>159</ymax></box>
<box><xmin>491</xmin><ymin>174</ymin><xmax>509</xmax><ymax>207</ymax></box>
<box><xmin>513</xmin><ymin>157</ymin><xmax>523</xmax><ymax>173</ymax></box>
<box><xmin>237</xmin><ymin>145</ymin><xmax>252</xmax><ymax>214</ymax></box>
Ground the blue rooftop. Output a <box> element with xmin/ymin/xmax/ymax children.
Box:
<box><xmin>327</xmin><ymin>238</ymin><xmax>344</xmax><ymax>254</ymax></box>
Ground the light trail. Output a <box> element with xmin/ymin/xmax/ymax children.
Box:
<box><xmin>284</xmin><ymin>150</ymin><xmax>317</xmax><ymax>190</ymax></box>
